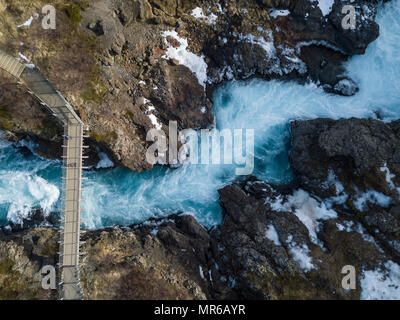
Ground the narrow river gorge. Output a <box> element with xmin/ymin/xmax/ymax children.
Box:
<box><xmin>1</xmin><ymin>0</ymin><xmax>400</xmax><ymax>230</ymax></box>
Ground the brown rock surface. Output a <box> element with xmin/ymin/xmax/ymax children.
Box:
<box><xmin>0</xmin><ymin>215</ymin><xmax>211</xmax><ymax>300</ymax></box>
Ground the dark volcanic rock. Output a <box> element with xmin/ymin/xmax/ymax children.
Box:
<box><xmin>148</xmin><ymin>60</ymin><xmax>214</xmax><ymax>129</ymax></box>
<box><xmin>204</xmin><ymin>0</ymin><xmax>382</xmax><ymax>92</ymax></box>
<box><xmin>328</xmin><ymin>0</ymin><xmax>380</xmax><ymax>55</ymax></box>
<box><xmin>1</xmin><ymin>209</ymin><xmax>60</xmax><ymax>234</ymax></box>
<box><xmin>209</xmin><ymin>178</ymin><xmax>395</xmax><ymax>300</ymax></box>
<box><xmin>290</xmin><ymin>117</ymin><xmax>400</xmax><ymax>260</ymax></box>
<box><xmin>1</xmin><ymin>176</ymin><xmax>400</xmax><ymax>300</ymax></box>
<box><xmin>1</xmin><ymin>0</ymin><xmax>399</xmax><ymax>301</ymax></box>
<box><xmin>290</xmin><ymin>118</ymin><xmax>400</xmax><ymax>196</ymax></box>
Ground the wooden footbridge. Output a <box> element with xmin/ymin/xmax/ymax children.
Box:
<box><xmin>0</xmin><ymin>50</ymin><xmax>86</xmax><ymax>300</ymax></box>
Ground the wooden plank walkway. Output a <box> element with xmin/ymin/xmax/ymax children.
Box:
<box><xmin>0</xmin><ymin>50</ymin><xmax>85</xmax><ymax>300</ymax></box>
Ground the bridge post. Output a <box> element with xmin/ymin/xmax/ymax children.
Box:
<box><xmin>0</xmin><ymin>49</ymin><xmax>85</xmax><ymax>300</ymax></box>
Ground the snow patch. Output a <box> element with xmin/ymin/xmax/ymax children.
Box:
<box><xmin>199</xmin><ymin>265</ymin><xmax>205</xmax><ymax>279</ymax></box>
<box><xmin>360</xmin><ymin>261</ymin><xmax>400</xmax><ymax>300</ymax></box>
<box><xmin>235</xmin><ymin>30</ymin><xmax>284</xmax><ymax>75</ymax></box>
<box><xmin>17</xmin><ymin>16</ymin><xmax>34</xmax><ymax>28</ymax></box>
<box><xmin>354</xmin><ymin>190</ymin><xmax>392</xmax><ymax>212</ymax></box>
<box><xmin>219</xmin><ymin>65</ymin><xmax>234</xmax><ymax>81</ymax></box>
<box><xmin>18</xmin><ymin>52</ymin><xmax>29</xmax><ymax>62</ymax></box>
<box><xmin>18</xmin><ymin>52</ymin><xmax>36</xmax><ymax>69</ymax></box>
<box><xmin>324</xmin><ymin>170</ymin><xmax>345</xmax><ymax>194</ymax></box>
<box><xmin>143</xmin><ymin>99</ymin><xmax>162</xmax><ymax>130</ymax></box>
<box><xmin>312</xmin><ymin>0</ymin><xmax>335</xmax><ymax>17</ymax></box>
<box><xmin>269</xmin><ymin>9</ymin><xmax>290</xmax><ymax>19</ymax></box>
<box><xmin>237</xmin><ymin>31</ymin><xmax>276</xmax><ymax>58</ymax></box>
<box><xmin>336</xmin><ymin>220</ymin><xmax>354</xmax><ymax>232</ymax></box>
<box><xmin>265</xmin><ymin>224</ymin><xmax>281</xmax><ymax>246</ymax></box>
<box><xmin>355</xmin><ymin>223</ymin><xmax>383</xmax><ymax>251</ymax></box>
<box><xmin>380</xmin><ymin>163</ymin><xmax>396</xmax><ymax>189</ymax></box>
<box><xmin>191</xmin><ymin>7</ymin><xmax>218</xmax><ymax>24</ymax></box>
<box><xmin>272</xmin><ymin>189</ymin><xmax>337</xmax><ymax>246</ymax></box>
<box><xmin>148</xmin><ymin>114</ymin><xmax>162</xmax><ymax>130</ymax></box>
<box><xmin>380</xmin><ymin>163</ymin><xmax>400</xmax><ymax>196</ymax></box>
<box><xmin>236</xmin><ymin>31</ymin><xmax>307</xmax><ymax>76</ymax></box>
<box><xmin>336</xmin><ymin>223</ymin><xmax>345</xmax><ymax>231</ymax></box>
<box><xmin>279</xmin><ymin>46</ymin><xmax>307</xmax><ymax>74</ymax></box>
<box><xmin>287</xmin><ymin>239</ymin><xmax>316</xmax><ymax>272</ymax></box>
<box><xmin>161</xmin><ymin>30</ymin><xmax>208</xmax><ymax>88</ymax></box>
<box><xmin>323</xmin><ymin>170</ymin><xmax>349</xmax><ymax>207</ymax></box>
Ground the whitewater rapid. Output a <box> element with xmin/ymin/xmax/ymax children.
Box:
<box><xmin>1</xmin><ymin>0</ymin><xmax>400</xmax><ymax>229</ymax></box>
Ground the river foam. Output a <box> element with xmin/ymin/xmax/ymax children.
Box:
<box><xmin>0</xmin><ymin>135</ymin><xmax>61</xmax><ymax>226</ymax></box>
<box><xmin>1</xmin><ymin>0</ymin><xmax>400</xmax><ymax>229</ymax></box>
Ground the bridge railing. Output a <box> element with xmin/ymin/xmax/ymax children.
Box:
<box><xmin>0</xmin><ymin>49</ymin><xmax>86</xmax><ymax>300</ymax></box>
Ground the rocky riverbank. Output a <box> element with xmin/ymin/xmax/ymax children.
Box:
<box><xmin>1</xmin><ymin>0</ymin><xmax>399</xmax><ymax>300</ymax></box>
<box><xmin>0</xmin><ymin>0</ymin><xmax>384</xmax><ymax>171</ymax></box>
<box><xmin>1</xmin><ymin>117</ymin><xmax>399</xmax><ymax>300</ymax></box>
